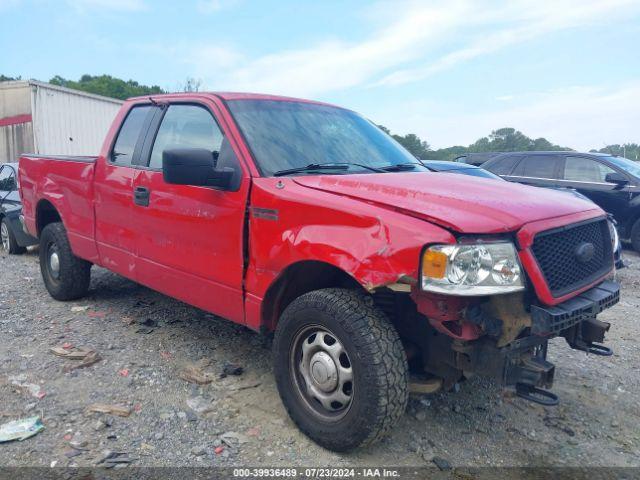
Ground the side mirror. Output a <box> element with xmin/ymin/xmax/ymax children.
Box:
<box><xmin>162</xmin><ymin>148</ymin><xmax>233</xmax><ymax>189</ymax></box>
<box><xmin>605</xmin><ymin>172</ymin><xmax>629</xmax><ymax>186</ymax></box>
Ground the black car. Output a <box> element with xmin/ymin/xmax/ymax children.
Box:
<box><xmin>483</xmin><ymin>152</ymin><xmax>640</xmax><ymax>252</ymax></box>
<box><xmin>0</xmin><ymin>162</ymin><xmax>37</xmax><ymax>254</ymax></box>
<box><xmin>453</xmin><ymin>152</ymin><xmax>502</xmax><ymax>166</ymax></box>
<box><xmin>423</xmin><ymin>160</ymin><xmax>503</xmax><ymax>179</ymax></box>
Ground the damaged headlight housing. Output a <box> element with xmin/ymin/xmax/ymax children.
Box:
<box><xmin>421</xmin><ymin>241</ymin><xmax>525</xmax><ymax>295</ymax></box>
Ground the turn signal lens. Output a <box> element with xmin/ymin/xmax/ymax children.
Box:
<box><xmin>422</xmin><ymin>249</ymin><xmax>448</xmax><ymax>279</ymax></box>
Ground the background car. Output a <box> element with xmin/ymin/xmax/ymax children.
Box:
<box><xmin>482</xmin><ymin>152</ymin><xmax>640</xmax><ymax>252</ymax></box>
<box><xmin>0</xmin><ymin>162</ymin><xmax>37</xmax><ymax>254</ymax></box>
<box><xmin>423</xmin><ymin>159</ymin><xmax>624</xmax><ymax>268</ymax></box>
<box><xmin>423</xmin><ymin>160</ymin><xmax>504</xmax><ymax>179</ymax></box>
<box><xmin>453</xmin><ymin>152</ymin><xmax>501</xmax><ymax>166</ymax></box>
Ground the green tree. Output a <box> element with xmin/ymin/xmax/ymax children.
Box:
<box><xmin>0</xmin><ymin>74</ymin><xmax>21</xmax><ymax>81</ymax></box>
<box><xmin>49</xmin><ymin>74</ymin><xmax>164</xmax><ymax>100</ymax></box>
<box><xmin>594</xmin><ymin>143</ymin><xmax>640</xmax><ymax>161</ymax></box>
<box><xmin>468</xmin><ymin>127</ymin><xmax>568</xmax><ymax>153</ymax></box>
<box><xmin>378</xmin><ymin>125</ymin><xmax>431</xmax><ymax>158</ymax></box>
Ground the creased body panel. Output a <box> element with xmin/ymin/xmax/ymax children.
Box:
<box><xmin>244</xmin><ymin>177</ymin><xmax>455</xmax><ymax>330</ymax></box>
<box><xmin>293</xmin><ymin>173</ymin><xmax>602</xmax><ymax>234</ymax></box>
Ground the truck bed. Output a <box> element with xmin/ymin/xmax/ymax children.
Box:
<box><xmin>19</xmin><ymin>154</ymin><xmax>99</xmax><ymax>262</ymax></box>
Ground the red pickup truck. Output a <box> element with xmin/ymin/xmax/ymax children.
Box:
<box><xmin>19</xmin><ymin>93</ymin><xmax>619</xmax><ymax>451</ymax></box>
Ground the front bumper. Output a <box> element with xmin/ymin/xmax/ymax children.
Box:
<box><xmin>530</xmin><ymin>280</ymin><xmax>619</xmax><ymax>337</ymax></box>
<box><xmin>456</xmin><ymin>280</ymin><xmax>619</xmax><ymax>391</ymax></box>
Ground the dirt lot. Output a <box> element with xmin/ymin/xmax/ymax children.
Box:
<box><xmin>0</xmin><ymin>247</ymin><xmax>639</xmax><ymax>469</ymax></box>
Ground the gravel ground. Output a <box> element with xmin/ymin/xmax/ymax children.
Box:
<box><xmin>0</xmin><ymin>247</ymin><xmax>638</xmax><ymax>469</ymax></box>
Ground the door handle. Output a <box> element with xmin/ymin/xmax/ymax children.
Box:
<box><xmin>133</xmin><ymin>186</ymin><xmax>150</xmax><ymax>207</ymax></box>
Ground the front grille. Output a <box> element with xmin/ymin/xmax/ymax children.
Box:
<box><xmin>531</xmin><ymin>218</ymin><xmax>613</xmax><ymax>298</ymax></box>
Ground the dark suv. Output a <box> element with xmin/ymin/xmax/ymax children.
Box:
<box><xmin>483</xmin><ymin>152</ymin><xmax>640</xmax><ymax>251</ymax></box>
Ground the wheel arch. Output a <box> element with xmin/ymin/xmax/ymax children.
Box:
<box><xmin>35</xmin><ymin>199</ymin><xmax>62</xmax><ymax>237</ymax></box>
<box><xmin>261</xmin><ymin>260</ymin><xmax>366</xmax><ymax>332</ymax></box>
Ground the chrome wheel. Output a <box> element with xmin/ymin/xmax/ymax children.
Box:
<box><xmin>291</xmin><ymin>326</ymin><xmax>354</xmax><ymax>421</ymax></box>
<box><xmin>0</xmin><ymin>222</ymin><xmax>8</xmax><ymax>251</ymax></box>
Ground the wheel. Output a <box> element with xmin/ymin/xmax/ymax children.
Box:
<box><xmin>1</xmin><ymin>217</ymin><xmax>26</xmax><ymax>254</ymax></box>
<box><xmin>631</xmin><ymin>218</ymin><xmax>640</xmax><ymax>253</ymax></box>
<box><xmin>273</xmin><ymin>288</ymin><xmax>408</xmax><ymax>451</ymax></box>
<box><xmin>39</xmin><ymin>222</ymin><xmax>91</xmax><ymax>300</ymax></box>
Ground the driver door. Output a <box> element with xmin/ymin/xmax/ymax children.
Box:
<box><xmin>131</xmin><ymin>101</ymin><xmax>249</xmax><ymax>325</ymax></box>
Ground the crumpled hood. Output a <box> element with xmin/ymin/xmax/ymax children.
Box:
<box><xmin>293</xmin><ymin>172</ymin><xmax>602</xmax><ymax>233</ymax></box>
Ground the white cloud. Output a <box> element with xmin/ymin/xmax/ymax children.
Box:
<box><xmin>386</xmin><ymin>83</ymin><xmax>640</xmax><ymax>151</ymax></box>
<box><xmin>185</xmin><ymin>0</ymin><xmax>638</xmax><ymax>97</ymax></box>
<box><xmin>375</xmin><ymin>0</ymin><xmax>639</xmax><ymax>87</ymax></box>
<box><xmin>195</xmin><ymin>0</ymin><xmax>476</xmax><ymax>96</ymax></box>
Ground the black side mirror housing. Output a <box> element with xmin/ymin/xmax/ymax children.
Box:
<box><xmin>162</xmin><ymin>148</ymin><xmax>233</xmax><ymax>189</ymax></box>
<box><xmin>605</xmin><ymin>172</ymin><xmax>629</xmax><ymax>186</ymax></box>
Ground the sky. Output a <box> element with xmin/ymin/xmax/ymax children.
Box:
<box><xmin>1</xmin><ymin>0</ymin><xmax>639</xmax><ymax>151</ymax></box>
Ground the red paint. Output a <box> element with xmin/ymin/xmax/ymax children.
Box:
<box><xmin>18</xmin><ymin>93</ymin><xmax>615</xmax><ymax>343</ymax></box>
<box><xmin>0</xmin><ymin>113</ymin><xmax>31</xmax><ymax>127</ymax></box>
<box><xmin>411</xmin><ymin>291</ymin><xmax>482</xmax><ymax>340</ymax></box>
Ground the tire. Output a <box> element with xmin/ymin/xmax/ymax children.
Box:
<box><xmin>273</xmin><ymin>288</ymin><xmax>408</xmax><ymax>452</ymax></box>
<box><xmin>1</xmin><ymin>217</ymin><xmax>26</xmax><ymax>255</ymax></box>
<box><xmin>39</xmin><ymin>222</ymin><xmax>91</xmax><ymax>300</ymax></box>
<box><xmin>631</xmin><ymin>219</ymin><xmax>640</xmax><ymax>253</ymax></box>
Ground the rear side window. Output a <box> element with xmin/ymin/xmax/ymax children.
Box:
<box><xmin>149</xmin><ymin>105</ymin><xmax>224</xmax><ymax>169</ymax></box>
<box><xmin>486</xmin><ymin>155</ymin><xmax>519</xmax><ymax>175</ymax></box>
<box><xmin>564</xmin><ymin>157</ymin><xmax>615</xmax><ymax>183</ymax></box>
<box><xmin>515</xmin><ymin>155</ymin><xmax>559</xmax><ymax>179</ymax></box>
<box><xmin>111</xmin><ymin>105</ymin><xmax>153</xmax><ymax>165</ymax></box>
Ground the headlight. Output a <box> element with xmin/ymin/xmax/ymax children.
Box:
<box><xmin>421</xmin><ymin>241</ymin><xmax>525</xmax><ymax>295</ymax></box>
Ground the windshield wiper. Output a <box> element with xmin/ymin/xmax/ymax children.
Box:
<box><xmin>273</xmin><ymin>162</ymin><xmax>385</xmax><ymax>177</ymax></box>
<box><xmin>380</xmin><ymin>162</ymin><xmax>422</xmax><ymax>172</ymax></box>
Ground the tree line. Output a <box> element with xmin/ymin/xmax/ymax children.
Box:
<box><xmin>1</xmin><ymin>73</ymin><xmax>638</xmax><ymax>160</ymax></box>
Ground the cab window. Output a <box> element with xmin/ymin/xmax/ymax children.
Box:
<box><xmin>149</xmin><ymin>105</ymin><xmax>224</xmax><ymax>170</ymax></box>
<box><xmin>111</xmin><ymin>105</ymin><xmax>153</xmax><ymax>165</ymax></box>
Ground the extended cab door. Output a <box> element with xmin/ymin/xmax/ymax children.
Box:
<box><xmin>131</xmin><ymin>101</ymin><xmax>249</xmax><ymax>325</ymax></box>
<box><xmin>94</xmin><ymin>104</ymin><xmax>156</xmax><ymax>279</ymax></box>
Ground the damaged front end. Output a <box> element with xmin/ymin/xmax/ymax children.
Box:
<box><xmin>376</xmin><ymin>278</ymin><xmax>619</xmax><ymax>406</ymax></box>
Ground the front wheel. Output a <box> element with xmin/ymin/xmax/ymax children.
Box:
<box><xmin>273</xmin><ymin>288</ymin><xmax>408</xmax><ymax>452</ymax></box>
<box><xmin>1</xmin><ymin>218</ymin><xmax>26</xmax><ymax>255</ymax></box>
<box><xmin>39</xmin><ymin>222</ymin><xmax>91</xmax><ymax>300</ymax></box>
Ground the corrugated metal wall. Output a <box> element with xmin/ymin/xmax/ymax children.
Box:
<box><xmin>31</xmin><ymin>81</ymin><xmax>122</xmax><ymax>156</ymax></box>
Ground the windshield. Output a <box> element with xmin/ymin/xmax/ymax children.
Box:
<box><xmin>603</xmin><ymin>155</ymin><xmax>640</xmax><ymax>178</ymax></box>
<box><xmin>227</xmin><ymin>100</ymin><xmax>426</xmax><ymax>176</ymax></box>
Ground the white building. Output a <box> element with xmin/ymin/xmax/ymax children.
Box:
<box><xmin>0</xmin><ymin>80</ymin><xmax>123</xmax><ymax>163</ymax></box>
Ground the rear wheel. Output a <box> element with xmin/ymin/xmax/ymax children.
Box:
<box><xmin>1</xmin><ymin>218</ymin><xmax>26</xmax><ymax>255</ymax></box>
<box><xmin>273</xmin><ymin>288</ymin><xmax>408</xmax><ymax>451</ymax></box>
<box><xmin>39</xmin><ymin>222</ymin><xmax>91</xmax><ymax>300</ymax></box>
<box><xmin>631</xmin><ymin>219</ymin><xmax>640</xmax><ymax>253</ymax></box>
